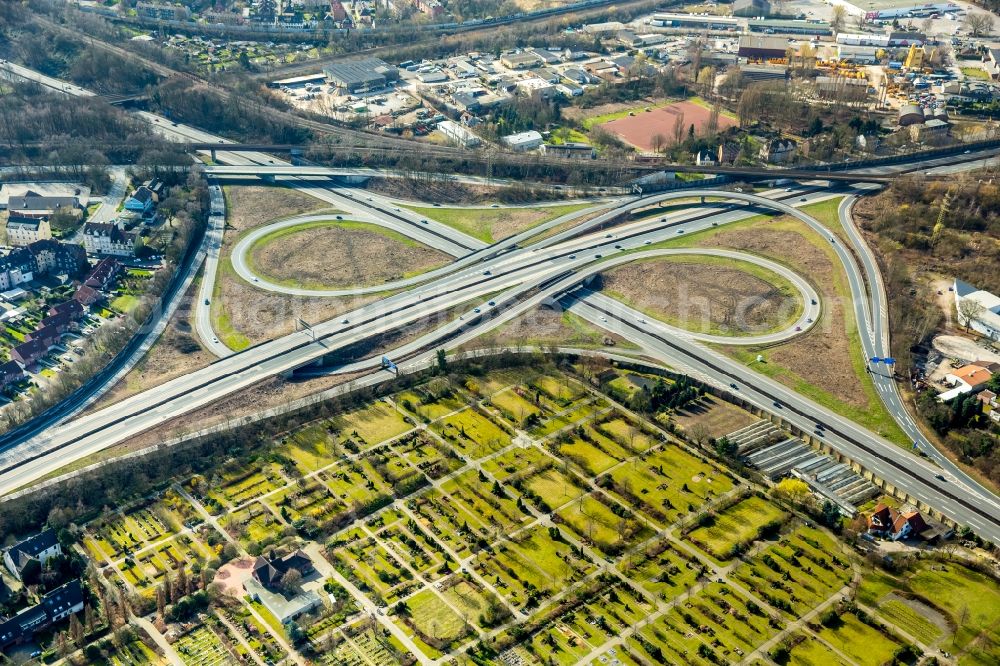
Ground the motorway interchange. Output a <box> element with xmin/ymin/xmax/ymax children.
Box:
<box><xmin>2</xmin><ymin>60</ymin><xmax>1000</xmax><ymax>545</ymax></box>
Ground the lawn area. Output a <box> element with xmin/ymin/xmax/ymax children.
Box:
<box><xmin>962</xmin><ymin>66</ymin><xmax>990</xmax><ymax>80</ymax></box>
<box><xmin>403</xmin><ymin>203</ymin><xmax>591</xmax><ymax>243</ymax></box>
<box><xmin>110</xmin><ymin>294</ymin><xmax>140</xmax><ymax>313</ymax></box>
<box><xmin>686</xmin><ymin>495</ymin><xmax>788</xmax><ymax>561</ymax></box>
<box><xmin>816</xmin><ymin>611</ymin><xmax>903</xmax><ymax>666</ymax></box>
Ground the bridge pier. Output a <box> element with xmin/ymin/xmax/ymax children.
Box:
<box><xmin>210</xmin><ymin>148</ymin><xmax>217</xmax><ymax>163</ymax></box>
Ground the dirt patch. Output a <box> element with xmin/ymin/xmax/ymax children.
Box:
<box><xmin>601</xmin><ymin>101</ymin><xmax>737</xmax><ymax>151</ymax></box>
<box><xmin>700</xmin><ymin>220</ymin><xmax>869</xmax><ymax>408</ymax></box>
<box><xmin>673</xmin><ymin>395</ymin><xmax>757</xmax><ymax>439</ymax></box>
<box><xmin>601</xmin><ymin>258</ymin><xmax>798</xmax><ymax>336</ymax></box>
<box><xmin>225</xmin><ymin>185</ymin><xmax>334</xmax><ymax>233</ymax></box>
<box><xmin>249</xmin><ymin>223</ymin><xmax>449</xmax><ymax>290</ymax></box>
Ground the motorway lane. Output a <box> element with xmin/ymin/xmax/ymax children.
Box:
<box><xmin>836</xmin><ymin>193</ymin><xmax>1000</xmax><ymax>510</ymax></box>
<box><xmin>196</xmin><ymin>185</ymin><xmax>234</xmax><ymax>357</ymax></box>
<box><xmin>564</xmin><ymin>293</ymin><xmax>1000</xmax><ymax>545</ymax></box>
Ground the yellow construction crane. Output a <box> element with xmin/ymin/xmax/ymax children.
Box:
<box><xmin>904</xmin><ymin>44</ymin><xmax>925</xmax><ymax>69</ymax></box>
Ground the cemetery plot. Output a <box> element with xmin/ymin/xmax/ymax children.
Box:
<box><xmin>473</xmin><ymin>525</ymin><xmax>595</xmax><ymax>611</ymax></box>
<box><xmin>685</xmin><ymin>494</ymin><xmax>789</xmax><ymax>562</ymax></box>
<box><xmin>555</xmin><ymin>492</ymin><xmax>654</xmax><ymax>557</ymax></box>
<box><xmin>593</xmin><ymin>416</ymin><xmax>658</xmax><ymax>455</ymax></box>
<box><xmin>117</xmin><ymin>533</ymin><xmax>215</xmax><ymax>595</ymax></box>
<box><xmin>779</xmin><ymin>632</ymin><xmax>853</xmax><ymax>666</ymax></box>
<box><xmin>636</xmin><ymin>582</ymin><xmax>781</xmax><ymax>664</ymax></box>
<box><xmin>440</xmin><ymin>574</ymin><xmax>511</xmax><ymax>630</ymax></box>
<box><xmin>329</xmin><ymin>528</ymin><xmax>418</xmax><ymax>606</ymax></box>
<box><xmin>531</xmin><ymin>400</ymin><xmax>604</xmax><ymax>438</ymax></box>
<box><xmin>731</xmin><ymin>525</ymin><xmax>852</xmax><ymax>617</ymax></box>
<box><xmin>529</xmin><ymin>583</ymin><xmax>654</xmax><ymax>662</ymax></box>
<box><xmin>316</xmin><ymin>457</ymin><xmax>396</xmax><ymax>520</ymax></box>
<box><xmin>530</xmin><ymin>373</ymin><xmax>587</xmax><ymax>405</ymax></box>
<box><xmin>396</xmin><ymin>385</ymin><xmax>467</xmax><ymax>421</ymax></box>
<box><xmin>217</xmin><ymin>605</ymin><xmax>287</xmax><ymax>664</ymax></box>
<box><xmin>366</xmin><ymin>443</ymin><xmax>428</xmax><ymax>496</ymax></box>
<box><xmin>518</xmin><ymin>464</ymin><xmax>588</xmax><ymax>513</ymax></box>
<box><xmin>431</xmin><ymin>407</ymin><xmax>513</xmax><ymax>459</ymax></box>
<box><xmin>102</xmin><ymin>638</ymin><xmax>163</xmax><ymax>665</ymax></box>
<box><xmin>224</xmin><ymin>502</ymin><xmax>284</xmax><ymax>555</ymax></box>
<box><xmin>550</xmin><ymin>426</ymin><xmax>629</xmax><ymax>477</ymax></box>
<box><xmin>173</xmin><ymin>625</ymin><xmax>233</xmax><ymax>666</ymax></box>
<box><xmin>266</xmin><ymin>478</ymin><xmax>343</xmax><ymax>526</ymax></box>
<box><xmin>619</xmin><ymin>537</ymin><xmax>705</xmax><ymax>602</ymax></box>
<box><xmin>335</xmin><ymin>400</ymin><xmax>413</xmax><ymax>448</ymax></box>
<box><xmin>409</xmin><ymin>491</ymin><xmax>487</xmax><ymax>559</ymax></box>
<box><xmin>348</xmin><ymin>624</ymin><xmax>413</xmax><ymax>666</ymax></box>
<box><xmin>487</xmin><ymin>386</ymin><xmax>551</xmax><ymax>428</ymax></box>
<box><xmin>84</xmin><ymin>504</ymin><xmax>174</xmax><ymax>562</ymax></box>
<box><xmin>394</xmin><ymin>587</ymin><xmax>475</xmax><ymax>659</ymax></box>
<box><xmin>379</xmin><ymin>520</ymin><xmax>450</xmax><ymax>580</ymax></box>
<box><xmin>441</xmin><ymin>469</ymin><xmax>530</xmax><ymax>535</ymax></box>
<box><xmin>598</xmin><ymin>443</ymin><xmax>734</xmax><ymax>526</ymax></box>
<box><xmin>392</xmin><ymin>431</ymin><xmax>463</xmax><ymax>479</ymax></box>
<box><xmin>276</xmin><ymin>421</ymin><xmax>344</xmax><ymax>474</ymax></box>
<box><xmin>481</xmin><ymin>445</ymin><xmax>549</xmax><ymax>482</ymax></box>
<box><xmin>206</xmin><ymin>462</ymin><xmax>287</xmax><ymax>509</ymax></box>
<box><xmin>814</xmin><ymin>609</ymin><xmax>905</xmax><ymax>666</ymax></box>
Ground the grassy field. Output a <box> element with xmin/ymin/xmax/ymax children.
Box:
<box><xmin>403</xmin><ymin>203</ymin><xmax>591</xmax><ymax>243</ymax></box>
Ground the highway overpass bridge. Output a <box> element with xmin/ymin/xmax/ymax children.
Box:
<box><xmin>201</xmin><ymin>161</ymin><xmax>901</xmax><ymax>183</ymax></box>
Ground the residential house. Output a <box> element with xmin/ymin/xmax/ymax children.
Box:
<box><xmin>0</xmin><ymin>580</ymin><xmax>84</xmax><ymax>651</ymax></box>
<box><xmin>939</xmin><ymin>362</ymin><xmax>997</xmax><ymax>401</ymax></box>
<box><xmin>136</xmin><ymin>1</ymin><xmax>192</xmax><ymax>21</ymax></box>
<box><xmin>83</xmin><ymin>257</ymin><xmax>122</xmax><ymax>291</ymax></box>
<box><xmin>29</xmin><ymin>240</ymin><xmax>88</xmax><ymax>278</ymax></box>
<box><xmin>867</xmin><ymin>503</ymin><xmax>929</xmax><ymax>540</ymax></box>
<box><xmin>695</xmin><ymin>151</ymin><xmax>717</xmax><ymax>166</ymax></box>
<box><xmin>38</xmin><ymin>310</ymin><xmax>79</xmax><ymax>336</ymax></box>
<box><xmin>24</xmin><ymin>323</ymin><xmax>64</xmax><ymax>347</ymax></box>
<box><xmin>73</xmin><ymin>285</ymin><xmax>102</xmax><ymax>307</ymax></box>
<box><xmin>0</xmin><ymin>248</ymin><xmax>36</xmax><ymax>291</ymax></box>
<box><xmin>81</xmin><ymin>223</ymin><xmax>142</xmax><ymax>258</ymax></box>
<box><xmin>0</xmin><ymin>360</ymin><xmax>23</xmax><ymax>389</ymax></box>
<box><xmin>123</xmin><ymin>186</ymin><xmax>155</xmax><ymax>216</ymax></box>
<box><xmin>3</xmin><ymin>529</ymin><xmax>62</xmax><ymax>581</ymax></box>
<box><xmin>976</xmin><ymin>389</ymin><xmax>997</xmax><ymax>409</ymax></box>
<box><xmin>142</xmin><ymin>178</ymin><xmax>167</xmax><ymax>203</ymax></box>
<box><xmin>718</xmin><ymin>142</ymin><xmax>740</xmax><ymax>164</ymax></box>
<box><xmin>759</xmin><ymin>138</ymin><xmax>797</xmax><ymax>164</ymax></box>
<box><xmin>10</xmin><ymin>339</ymin><xmax>50</xmax><ymax>368</ymax></box>
<box><xmin>7</xmin><ymin>195</ymin><xmax>82</xmax><ymax>217</ymax></box>
<box><xmin>5</xmin><ymin>217</ymin><xmax>52</xmax><ymax>247</ymax></box>
<box><xmin>49</xmin><ymin>300</ymin><xmax>85</xmax><ymax>321</ymax></box>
